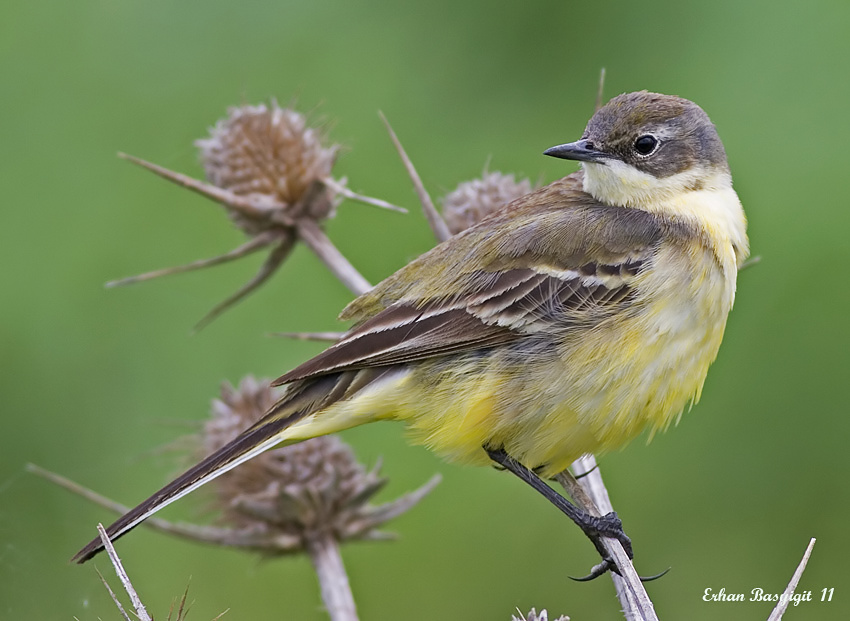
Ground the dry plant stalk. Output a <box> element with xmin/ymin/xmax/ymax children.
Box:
<box><xmin>512</xmin><ymin>607</ymin><xmax>570</xmax><ymax>621</ymax></box>
<box><xmin>92</xmin><ymin>523</ymin><xmax>228</xmax><ymax>621</ymax></box>
<box><xmin>767</xmin><ymin>538</ymin><xmax>816</xmax><ymax>621</ymax></box>
<box><xmin>558</xmin><ymin>459</ymin><xmax>659</xmax><ymax>621</ymax></box>
<box><xmin>96</xmin><ymin>523</ymin><xmax>152</xmax><ymax>621</ymax></box>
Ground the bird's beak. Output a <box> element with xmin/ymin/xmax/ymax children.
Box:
<box><xmin>544</xmin><ymin>139</ymin><xmax>610</xmax><ymax>164</ymax></box>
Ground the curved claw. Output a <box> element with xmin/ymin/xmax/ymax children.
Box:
<box><xmin>569</xmin><ymin>558</ymin><xmax>619</xmax><ymax>582</ymax></box>
<box><xmin>573</xmin><ymin>463</ymin><xmax>599</xmax><ymax>480</ymax></box>
<box><xmin>639</xmin><ymin>567</ymin><xmax>672</xmax><ymax>582</ymax></box>
<box><xmin>570</xmin><ymin>562</ymin><xmax>671</xmax><ymax>584</ymax></box>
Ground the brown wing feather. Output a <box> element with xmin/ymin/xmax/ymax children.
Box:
<box><xmin>274</xmin><ymin>261</ymin><xmax>645</xmax><ymax>386</ymax></box>
<box><xmin>274</xmin><ymin>304</ymin><xmax>518</xmax><ymax>384</ymax></box>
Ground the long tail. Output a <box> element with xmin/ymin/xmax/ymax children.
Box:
<box><xmin>73</xmin><ymin>372</ymin><xmax>366</xmax><ymax>563</ymax></box>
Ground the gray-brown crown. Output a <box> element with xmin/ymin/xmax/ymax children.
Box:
<box><xmin>584</xmin><ymin>91</ymin><xmax>728</xmax><ymax>177</ymax></box>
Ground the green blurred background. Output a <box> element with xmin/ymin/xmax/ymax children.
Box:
<box><xmin>2</xmin><ymin>1</ymin><xmax>848</xmax><ymax>619</ymax></box>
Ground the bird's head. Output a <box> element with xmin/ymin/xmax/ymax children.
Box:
<box><xmin>545</xmin><ymin>91</ymin><xmax>731</xmax><ymax>209</ymax></box>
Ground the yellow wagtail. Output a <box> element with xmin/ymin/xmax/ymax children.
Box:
<box><xmin>75</xmin><ymin>91</ymin><xmax>748</xmax><ymax>571</ymax></box>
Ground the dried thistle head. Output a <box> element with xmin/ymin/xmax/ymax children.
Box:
<box><xmin>196</xmin><ymin>102</ymin><xmax>340</xmax><ymax>233</ymax></box>
<box><xmin>199</xmin><ymin>376</ymin><xmax>438</xmax><ymax>553</ymax></box>
<box><xmin>441</xmin><ymin>170</ymin><xmax>534</xmax><ymax>235</ymax></box>
<box><xmin>110</xmin><ymin>100</ymin><xmax>402</xmax><ymax>329</ymax></box>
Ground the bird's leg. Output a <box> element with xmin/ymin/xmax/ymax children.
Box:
<box><xmin>485</xmin><ymin>446</ymin><xmax>632</xmax><ymax>577</ymax></box>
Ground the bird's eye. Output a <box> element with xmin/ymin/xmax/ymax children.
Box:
<box><xmin>633</xmin><ymin>134</ymin><xmax>658</xmax><ymax>156</ymax></box>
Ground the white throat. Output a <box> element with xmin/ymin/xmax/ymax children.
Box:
<box><xmin>582</xmin><ymin>160</ymin><xmax>728</xmax><ymax>209</ymax></box>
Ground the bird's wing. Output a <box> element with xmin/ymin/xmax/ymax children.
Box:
<box><xmin>276</xmin><ymin>177</ymin><xmax>663</xmax><ymax>385</ymax></box>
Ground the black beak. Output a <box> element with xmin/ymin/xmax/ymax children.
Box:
<box><xmin>544</xmin><ymin>139</ymin><xmax>609</xmax><ymax>164</ymax></box>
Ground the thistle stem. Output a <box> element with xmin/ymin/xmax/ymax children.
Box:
<box><xmin>379</xmin><ymin>112</ymin><xmax>451</xmax><ymax>243</ymax></box>
<box><xmin>306</xmin><ymin>533</ymin><xmax>359</xmax><ymax>621</ymax></box>
<box><xmin>559</xmin><ymin>457</ymin><xmax>659</xmax><ymax>621</ymax></box>
<box><xmin>297</xmin><ymin>219</ymin><xmax>372</xmax><ymax>296</ymax></box>
<box><xmin>97</xmin><ymin>523</ymin><xmax>153</xmax><ymax>621</ymax></box>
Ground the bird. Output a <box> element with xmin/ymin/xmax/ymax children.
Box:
<box><xmin>74</xmin><ymin>91</ymin><xmax>748</xmax><ymax>569</ymax></box>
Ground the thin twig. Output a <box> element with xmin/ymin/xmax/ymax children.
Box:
<box><xmin>269</xmin><ymin>331</ymin><xmax>345</xmax><ymax>342</ymax></box>
<box><xmin>119</xmin><ymin>152</ymin><xmax>290</xmax><ymax>224</ymax></box>
<box><xmin>767</xmin><ymin>538</ymin><xmax>816</xmax><ymax>621</ymax></box>
<box><xmin>192</xmin><ymin>234</ymin><xmax>296</xmax><ymax>332</ymax></box>
<box><xmin>28</xmin><ymin>464</ymin><xmax>298</xmax><ymax>550</ymax></box>
<box><xmin>595</xmin><ymin>68</ymin><xmax>607</xmax><ymax>112</ymax></box>
<box><xmin>96</xmin><ymin>567</ymin><xmax>133</xmax><ymax>621</ymax></box>
<box><xmin>168</xmin><ymin>585</ymin><xmax>190</xmax><ymax>621</ymax></box>
<box><xmin>739</xmin><ymin>255</ymin><xmax>762</xmax><ymax>271</ymax></box>
<box><xmin>297</xmin><ymin>218</ymin><xmax>372</xmax><ymax>296</ymax></box>
<box><xmin>352</xmin><ymin>473</ymin><xmax>442</xmax><ymax>530</ymax></box>
<box><xmin>97</xmin><ymin>523</ymin><xmax>153</xmax><ymax>621</ymax></box>
<box><xmin>306</xmin><ymin>533</ymin><xmax>359</xmax><ymax>621</ymax></box>
<box><xmin>322</xmin><ymin>177</ymin><xmax>408</xmax><ymax>213</ymax></box>
<box><xmin>378</xmin><ymin>111</ymin><xmax>451</xmax><ymax>243</ymax></box>
<box><xmin>106</xmin><ymin>232</ymin><xmax>277</xmax><ymax>288</ymax></box>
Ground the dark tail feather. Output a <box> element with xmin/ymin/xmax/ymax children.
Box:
<box><xmin>71</xmin><ymin>391</ymin><xmax>320</xmax><ymax>563</ymax></box>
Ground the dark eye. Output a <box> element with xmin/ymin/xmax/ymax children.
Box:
<box><xmin>633</xmin><ymin>134</ymin><xmax>658</xmax><ymax>156</ymax></box>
